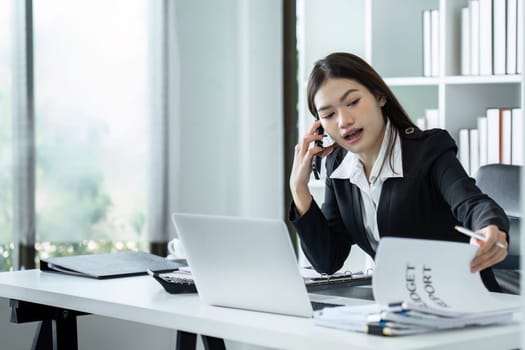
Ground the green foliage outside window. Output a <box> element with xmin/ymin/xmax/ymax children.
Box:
<box><xmin>0</xmin><ymin>241</ymin><xmax>150</xmax><ymax>271</ymax></box>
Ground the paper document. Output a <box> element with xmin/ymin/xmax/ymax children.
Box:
<box><xmin>314</xmin><ymin>237</ymin><xmax>520</xmax><ymax>336</ymax></box>
<box><xmin>372</xmin><ymin>237</ymin><xmax>518</xmax><ymax>314</ymax></box>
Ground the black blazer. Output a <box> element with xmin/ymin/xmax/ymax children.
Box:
<box><xmin>290</xmin><ymin>128</ymin><xmax>509</xmax><ymax>292</ymax></box>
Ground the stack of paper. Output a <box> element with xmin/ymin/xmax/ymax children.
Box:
<box><xmin>315</xmin><ymin>300</ymin><xmax>515</xmax><ymax>336</ymax></box>
<box><xmin>314</xmin><ymin>238</ymin><xmax>520</xmax><ymax>336</ymax></box>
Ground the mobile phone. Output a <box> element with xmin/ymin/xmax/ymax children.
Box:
<box><xmin>312</xmin><ymin>125</ymin><xmax>324</xmax><ymax>180</ymax></box>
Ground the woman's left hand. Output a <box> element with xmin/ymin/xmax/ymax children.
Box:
<box><xmin>470</xmin><ymin>224</ymin><xmax>508</xmax><ymax>273</ymax></box>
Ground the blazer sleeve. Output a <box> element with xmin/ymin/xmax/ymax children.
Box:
<box><xmin>429</xmin><ymin>131</ymin><xmax>509</xmax><ymax>236</ymax></box>
<box><xmin>288</xmin><ymin>150</ymin><xmax>353</xmax><ymax>274</ymax></box>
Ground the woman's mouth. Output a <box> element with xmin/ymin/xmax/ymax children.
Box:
<box><xmin>343</xmin><ymin>129</ymin><xmax>363</xmax><ymax>144</ymax></box>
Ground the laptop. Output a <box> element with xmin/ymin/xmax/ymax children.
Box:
<box><xmin>171</xmin><ymin>213</ymin><xmax>350</xmax><ymax>318</ymax></box>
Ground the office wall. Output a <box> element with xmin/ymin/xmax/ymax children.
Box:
<box><xmin>173</xmin><ymin>0</ymin><xmax>284</xmax><ymax>220</ymax></box>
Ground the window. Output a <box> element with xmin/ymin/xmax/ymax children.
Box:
<box><xmin>33</xmin><ymin>0</ymin><xmax>151</xmax><ymax>261</ymax></box>
<box><xmin>1</xmin><ymin>0</ymin><xmax>157</xmax><ymax>270</ymax></box>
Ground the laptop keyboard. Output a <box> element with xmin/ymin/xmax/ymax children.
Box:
<box><xmin>310</xmin><ymin>301</ymin><xmax>343</xmax><ymax>311</ymax></box>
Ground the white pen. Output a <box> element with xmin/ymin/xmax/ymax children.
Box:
<box><xmin>454</xmin><ymin>226</ymin><xmax>506</xmax><ymax>249</ymax></box>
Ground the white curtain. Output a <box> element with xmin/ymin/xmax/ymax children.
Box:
<box><xmin>12</xmin><ymin>0</ymin><xmax>35</xmax><ymax>268</ymax></box>
<box><xmin>147</xmin><ymin>0</ymin><xmax>181</xmax><ymax>244</ymax></box>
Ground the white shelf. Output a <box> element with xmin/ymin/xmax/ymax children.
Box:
<box><xmin>385</xmin><ymin>75</ymin><xmax>522</xmax><ymax>87</ymax></box>
<box><xmin>298</xmin><ymin>0</ymin><xmax>524</xmax><ymax>178</ymax></box>
<box><xmin>384</xmin><ymin>77</ymin><xmax>439</xmax><ymax>86</ymax></box>
<box><xmin>444</xmin><ymin>75</ymin><xmax>522</xmax><ymax>85</ymax></box>
<box><xmin>368</xmin><ymin>0</ymin><xmax>523</xmax><ymax>139</ymax></box>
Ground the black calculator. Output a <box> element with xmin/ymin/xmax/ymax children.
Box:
<box><xmin>147</xmin><ymin>269</ymin><xmax>198</xmax><ymax>294</ymax></box>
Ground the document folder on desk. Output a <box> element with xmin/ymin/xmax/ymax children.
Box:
<box><xmin>40</xmin><ymin>251</ymin><xmax>182</xmax><ymax>279</ymax></box>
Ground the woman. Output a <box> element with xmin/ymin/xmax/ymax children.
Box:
<box><xmin>289</xmin><ymin>52</ymin><xmax>508</xmax><ymax>291</ymax></box>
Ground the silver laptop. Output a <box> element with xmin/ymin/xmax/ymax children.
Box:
<box><xmin>171</xmin><ymin>213</ymin><xmax>315</xmax><ymax>317</ymax></box>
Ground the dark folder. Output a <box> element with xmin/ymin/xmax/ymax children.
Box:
<box><xmin>40</xmin><ymin>251</ymin><xmax>181</xmax><ymax>279</ymax></box>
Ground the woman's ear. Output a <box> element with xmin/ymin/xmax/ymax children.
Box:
<box><xmin>377</xmin><ymin>95</ymin><xmax>386</xmax><ymax>107</ymax></box>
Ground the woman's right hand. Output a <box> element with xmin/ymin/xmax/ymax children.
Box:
<box><xmin>289</xmin><ymin>120</ymin><xmax>334</xmax><ymax>216</ymax></box>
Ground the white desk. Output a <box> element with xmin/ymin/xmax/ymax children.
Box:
<box><xmin>0</xmin><ymin>269</ymin><xmax>520</xmax><ymax>350</ymax></box>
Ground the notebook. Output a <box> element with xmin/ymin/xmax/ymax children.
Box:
<box><xmin>171</xmin><ymin>213</ymin><xmax>324</xmax><ymax>317</ymax></box>
<box><xmin>41</xmin><ymin>251</ymin><xmax>182</xmax><ymax>279</ymax></box>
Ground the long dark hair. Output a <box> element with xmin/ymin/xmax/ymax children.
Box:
<box><xmin>307</xmin><ymin>52</ymin><xmax>418</xmax><ymax>172</ymax></box>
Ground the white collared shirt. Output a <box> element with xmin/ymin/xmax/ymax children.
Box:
<box><xmin>330</xmin><ymin>120</ymin><xmax>404</xmax><ymax>251</ymax></box>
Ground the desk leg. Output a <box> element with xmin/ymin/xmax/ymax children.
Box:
<box><xmin>176</xmin><ymin>330</ymin><xmax>197</xmax><ymax>350</ymax></box>
<box><xmin>31</xmin><ymin>317</ymin><xmax>78</xmax><ymax>350</ymax></box>
<box><xmin>10</xmin><ymin>299</ymin><xmax>87</xmax><ymax>350</ymax></box>
<box><xmin>175</xmin><ymin>331</ymin><xmax>226</xmax><ymax>350</ymax></box>
<box><xmin>201</xmin><ymin>335</ymin><xmax>226</xmax><ymax>350</ymax></box>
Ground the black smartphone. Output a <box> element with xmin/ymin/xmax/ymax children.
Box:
<box><xmin>312</xmin><ymin>125</ymin><xmax>324</xmax><ymax>180</ymax></box>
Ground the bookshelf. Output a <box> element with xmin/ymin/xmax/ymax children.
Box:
<box><xmin>298</xmin><ymin>0</ymin><xmax>523</xmax><ymax>168</ymax></box>
<box><xmin>296</xmin><ymin>0</ymin><xmax>524</xmax><ymax>269</ymax></box>
<box><xmin>369</xmin><ymin>0</ymin><xmax>522</xmax><ymax>144</ymax></box>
